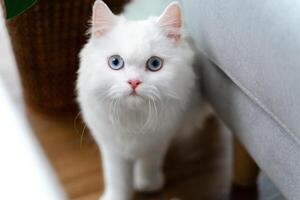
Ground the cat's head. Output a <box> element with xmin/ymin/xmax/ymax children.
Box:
<box><xmin>78</xmin><ymin>0</ymin><xmax>195</xmax><ymax>109</ymax></box>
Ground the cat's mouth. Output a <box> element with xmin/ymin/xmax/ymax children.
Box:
<box><xmin>129</xmin><ymin>90</ymin><xmax>139</xmax><ymax>96</ymax></box>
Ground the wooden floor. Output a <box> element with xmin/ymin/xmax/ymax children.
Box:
<box><xmin>26</xmin><ymin>107</ymin><xmax>284</xmax><ymax>200</ymax></box>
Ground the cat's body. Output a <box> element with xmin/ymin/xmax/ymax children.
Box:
<box><xmin>77</xmin><ymin>1</ymin><xmax>207</xmax><ymax>199</ymax></box>
<box><xmin>80</xmin><ymin>92</ymin><xmax>190</xmax><ymax>159</ymax></box>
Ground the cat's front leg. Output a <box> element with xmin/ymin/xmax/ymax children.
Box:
<box><xmin>100</xmin><ymin>147</ymin><xmax>134</xmax><ymax>200</ymax></box>
<box><xmin>133</xmin><ymin>144</ymin><xmax>168</xmax><ymax>193</ymax></box>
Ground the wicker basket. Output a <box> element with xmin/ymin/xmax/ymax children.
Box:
<box><xmin>4</xmin><ymin>0</ymin><xmax>128</xmax><ymax>113</ymax></box>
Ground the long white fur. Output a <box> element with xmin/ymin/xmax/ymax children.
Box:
<box><xmin>77</xmin><ymin>1</ymin><xmax>207</xmax><ymax>200</ymax></box>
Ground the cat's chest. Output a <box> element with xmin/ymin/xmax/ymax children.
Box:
<box><xmin>96</xmin><ymin>100</ymin><xmax>180</xmax><ymax>129</ymax></box>
<box><xmin>88</xmin><ymin>118</ymin><xmax>170</xmax><ymax>159</ymax></box>
<box><xmin>87</xmin><ymin>104</ymin><xmax>180</xmax><ymax>157</ymax></box>
<box><xmin>105</xmin><ymin>131</ymin><xmax>165</xmax><ymax>157</ymax></box>
<box><xmin>83</xmin><ymin>99</ymin><xmax>183</xmax><ymax>150</ymax></box>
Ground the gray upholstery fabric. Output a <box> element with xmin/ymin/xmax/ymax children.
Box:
<box><xmin>201</xmin><ymin>59</ymin><xmax>299</xmax><ymax>200</ymax></box>
<box><xmin>182</xmin><ymin>0</ymin><xmax>300</xmax><ymax>142</ymax></box>
<box><xmin>181</xmin><ymin>0</ymin><xmax>300</xmax><ymax>199</ymax></box>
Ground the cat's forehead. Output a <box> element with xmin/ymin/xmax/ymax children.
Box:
<box><xmin>110</xmin><ymin>19</ymin><xmax>164</xmax><ymax>53</ymax></box>
<box><xmin>117</xmin><ymin>18</ymin><xmax>158</xmax><ymax>39</ymax></box>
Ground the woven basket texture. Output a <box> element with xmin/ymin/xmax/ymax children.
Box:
<box><xmin>5</xmin><ymin>0</ymin><xmax>129</xmax><ymax>112</ymax></box>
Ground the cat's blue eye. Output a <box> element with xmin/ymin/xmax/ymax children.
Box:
<box><xmin>146</xmin><ymin>56</ymin><xmax>163</xmax><ymax>72</ymax></box>
<box><xmin>108</xmin><ymin>55</ymin><xmax>124</xmax><ymax>70</ymax></box>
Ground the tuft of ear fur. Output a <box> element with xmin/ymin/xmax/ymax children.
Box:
<box><xmin>92</xmin><ymin>0</ymin><xmax>116</xmax><ymax>37</ymax></box>
<box><xmin>157</xmin><ymin>2</ymin><xmax>182</xmax><ymax>41</ymax></box>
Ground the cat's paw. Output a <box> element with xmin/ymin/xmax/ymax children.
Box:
<box><xmin>134</xmin><ymin>170</ymin><xmax>165</xmax><ymax>193</ymax></box>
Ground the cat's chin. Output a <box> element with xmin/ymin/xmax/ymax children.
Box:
<box><xmin>124</xmin><ymin>94</ymin><xmax>145</xmax><ymax>107</ymax></box>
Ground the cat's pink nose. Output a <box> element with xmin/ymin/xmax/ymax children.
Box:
<box><xmin>127</xmin><ymin>79</ymin><xmax>142</xmax><ymax>90</ymax></box>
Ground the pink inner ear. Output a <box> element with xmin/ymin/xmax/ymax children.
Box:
<box><xmin>92</xmin><ymin>1</ymin><xmax>116</xmax><ymax>37</ymax></box>
<box><xmin>158</xmin><ymin>3</ymin><xmax>182</xmax><ymax>41</ymax></box>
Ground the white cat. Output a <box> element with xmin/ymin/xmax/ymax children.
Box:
<box><xmin>76</xmin><ymin>1</ymin><xmax>205</xmax><ymax>199</ymax></box>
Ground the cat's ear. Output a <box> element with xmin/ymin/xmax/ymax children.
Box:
<box><xmin>92</xmin><ymin>0</ymin><xmax>116</xmax><ymax>37</ymax></box>
<box><xmin>157</xmin><ymin>2</ymin><xmax>182</xmax><ymax>41</ymax></box>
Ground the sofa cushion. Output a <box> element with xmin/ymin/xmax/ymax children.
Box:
<box><xmin>200</xmin><ymin>58</ymin><xmax>300</xmax><ymax>200</ymax></box>
<box><xmin>182</xmin><ymin>0</ymin><xmax>300</xmax><ymax>145</ymax></box>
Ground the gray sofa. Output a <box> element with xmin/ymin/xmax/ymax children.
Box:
<box><xmin>182</xmin><ymin>0</ymin><xmax>300</xmax><ymax>199</ymax></box>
